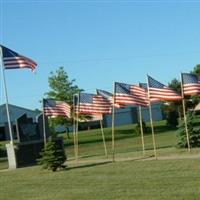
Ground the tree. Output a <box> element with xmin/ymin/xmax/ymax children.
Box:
<box><xmin>163</xmin><ymin>78</ymin><xmax>182</xmax><ymax>126</ymax></box>
<box><xmin>45</xmin><ymin>67</ymin><xmax>83</xmax><ymax>134</ymax></box>
<box><xmin>168</xmin><ymin>78</ymin><xmax>181</xmax><ymax>94</ymax></box>
<box><xmin>38</xmin><ymin>140</ymin><xmax>66</xmax><ymax>172</ymax></box>
<box><xmin>191</xmin><ymin>64</ymin><xmax>200</xmax><ymax>75</ymax></box>
<box><xmin>177</xmin><ymin>112</ymin><xmax>200</xmax><ymax>148</ymax></box>
<box><xmin>46</xmin><ymin>66</ymin><xmax>82</xmax><ymax>104</ymax></box>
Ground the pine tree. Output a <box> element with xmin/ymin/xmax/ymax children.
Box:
<box><xmin>38</xmin><ymin>140</ymin><xmax>66</xmax><ymax>172</ymax></box>
<box><xmin>177</xmin><ymin>112</ymin><xmax>200</xmax><ymax>148</ymax></box>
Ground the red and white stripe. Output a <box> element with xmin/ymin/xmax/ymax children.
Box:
<box><xmin>44</xmin><ymin>102</ymin><xmax>71</xmax><ymax>118</ymax></box>
<box><xmin>76</xmin><ymin>95</ymin><xmax>112</xmax><ymax>114</ymax></box>
<box><xmin>3</xmin><ymin>56</ymin><xmax>37</xmax><ymax>71</ymax></box>
<box><xmin>115</xmin><ymin>85</ymin><xmax>149</xmax><ymax>107</ymax></box>
<box><xmin>149</xmin><ymin>86</ymin><xmax>182</xmax><ymax>101</ymax></box>
<box><xmin>183</xmin><ymin>83</ymin><xmax>200</xmax><ymax>96</ymax></box>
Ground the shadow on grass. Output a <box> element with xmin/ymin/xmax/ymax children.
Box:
<box><xmin>65</xmin><ymin>161</ymin><xmax>112</xmax><ymax>171</ymax></box>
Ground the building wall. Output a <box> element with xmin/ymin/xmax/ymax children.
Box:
<box><xmin>141</xmin><ymin>103</ymin><xmax>164</xmax><ymax>122</ymax></box>
<box><xmin>104</xmin><ymin>103</ymin><xmax>163</xmax><ymax>127</ymax></box>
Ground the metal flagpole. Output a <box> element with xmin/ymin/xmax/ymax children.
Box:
<box><xmin>100</xmin><ymin>119</ymin><xmax>108</xmax><ymax>158</ymax></box>
<box><xmin>180</xmin><ymin>73</ymin><xmax>191</xmax><ymax>152</ymax></box>
<box><xmin>111</xmin><ymin>82</ymin><xmax>116</xmax><ymax>162</ymax></box>
<box><xmin>42</xmin><ymin>99</ymin><xmax>47</xmax><ymax>146</ymax></box>
<box><xmin>0</xmin><ymin>46</ymin><xmax>14</xmax><ymax>144</ymax></box>
<box><xmin>75</xmin><ymin>93</ymin><xmax>80</xmax><ymax>160</ymax></box>
<box><xmin>147</xmin><ymin>75</ymin><xmax>157</xmax><ymax>159</ymax></box>
<box><xmin>73</xmin><ymin>94</ymin><xmax>78</xmax><ymax>160</ymax></box>
<box><xmin>139</xmin><ymin>106</ymin><xmax>145</xmax><ymax>156</ymax></box>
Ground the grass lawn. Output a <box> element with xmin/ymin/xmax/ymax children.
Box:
<box><xmin>0</xmin><ymin>159</ymin><xmax>200</xmax><ymax>200</ymax></box>
<box><xmin>0</xmin><ymin>120</ymin><xmax>200</xmax><ymax>200</ymax></box>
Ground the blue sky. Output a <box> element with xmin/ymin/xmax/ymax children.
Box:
<box><xmin>1</xmin><ymin>1</ymin><xmax>200</xmax><ymax>109</ymax></box>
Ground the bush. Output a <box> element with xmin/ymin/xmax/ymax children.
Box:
<box><xmin>177</xmin><ymin>112</ymin><xmax>200</xmax><ymax>148</ymax></box>
<box><xmin>38</xmin><ymin>140</ymin><xmax>66</xmax><ymax>172</ymax></box>
<box><xmin>134</xmin><ymin>121</ymin><xmax>147</xmax><ymax>135</ymax></box>
<box><xmin>166</xmin><ymin>110</ymin><xmax>179</xmax><ymax>127</ymax></box>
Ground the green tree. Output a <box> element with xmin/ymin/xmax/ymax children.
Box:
<box><xmin>46</xmin><ymin>66</ymin><xmax>82</xmax><ymax>104</ymax></box>
<box><xmin>163</xmin><ymin>79</ymin><xmax>182</xmax><ymax>126</ymax></box>
<box><xmin>45</xmin><ymin>67</ymin><xmax>83</xmax><ymax>134</ymax></box>
<box><xmin>191</xmin><ymin>64</ymin><xmax>200</xmax><ymax>75</ymax></box>
<box><xmin>168</xmin><ymin>78</ymin><xmax>181</xmax><ymax>94</ymax></box>
<box><xmin>38</xmin><ymin>140</ymin><xmax>66</xmax><ymax>172</ymax></box>
<box><xmin>177</xmin><ymin>112</ymin><xmax>200</xmax><ymax>148</ymax></box>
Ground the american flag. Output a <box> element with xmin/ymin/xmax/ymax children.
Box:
<box><xmin>182</xmin><ymin>73</ymin><xmax>200</xmax><ymax>96</ymax></box>
<box><xmin>115</xmin><ymin>82</ymin><xmax>148</xmax><ymax>106</ymax></box>
<box><xmin>139</xmin><ymin>82</ymin><xmax>160</xmax><ymax>103</ymax></box>
<box><xmin>0</xmin><ymin>45</ymin><xmax>37</xmax><ymax>71</ymax></box>
<box><xmin>43</xmin><ymin>99</ymin><xmax>71</xmax><ymax>118</ymax></box>
<box><xmin>75</xmin><ymin>93</ymin><xmax>112</xmax><ymax>114</ymax></box>
<box><xmin>96</xmin><ymin>89</ymin><xmax>125</xmax><ymax>108</ymax></box>
<box><xmin>147</xmin><ymin>75</ymin><xmax>182</xmax><ymax>101</ymax></box>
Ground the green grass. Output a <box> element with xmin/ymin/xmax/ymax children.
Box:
<box><xmin>0</xmin><ymin>159</ymin><xmax>200</xmax><ymax>200</ymax></box>
<box><xmin>1</xmin><ymin>120</ymin><xmax>200</xmax><ymax>200</ymax></box>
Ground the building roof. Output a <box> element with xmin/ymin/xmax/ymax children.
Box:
<box><xmin>0</xmin><ymin>104</ymin><xmax>41</xmax><ymax>127</ymax></box>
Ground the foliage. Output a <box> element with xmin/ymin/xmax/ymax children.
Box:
<box><xmin>166</xmin><ymin>110</ymin><xmax>179</xmax><ymax>127</ymax></box>
<box><xmin>168</xmin><ymin>78</ymin><xmax>181</xmax><ymax>94</ymax></box>
<box><xmin>191</xmin><ymin>64</ymin><xmax>200</xmax><ymax>75</ymax></box>
<box><xmin>37</xmin><ymin>140</ymin><xmax>66</xmax><ymax>172</ymax></box>
<box><xmin>46</xmin><ymin>66</ymin><xmax>82</xmax><ymax>103</ymax></box>
<box><xmin>45</xmin><ymin>66</ymin><xmax>83</xmax><ymax>131</ymax></box>
<box><xmin>164</xmin><ymin>78</ymin><xmax>182</xmax><ymax>126</ymax></box>
<box><xmin>134</xmin><ymin>121</ymin><xmax>147</xmax><ymax>135</ymax></box>
<box><xmin>177</xmin><ymin>112</ymin><xmax>200</xmax><ymax>148</ymax></box>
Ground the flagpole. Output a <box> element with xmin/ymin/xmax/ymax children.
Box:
<box><xmin>100</xmin><ymin>119</ymin><xmax>108</xmax><ymax>158</ymax></box>
<box><xmin>180</xmin><ymin>73</ymin><xmax>191</xmax><ymax>152</ymax></box>
<box><xmin>42</xmin><ymin>99</ymin><xmax>47</xmax><ymax>146</ymax></box>
<box><xmin>0</xmin><ymin>47</ymin><xmax>14</xmax><ymax>144</ymax></box>
<box><xmin>139</xmin><ymin>106</ymin><xmax>145</xmax><ymax>156</ymax></box>
<box><xmin>147</xmin><ymin>75</ymin><xmax>157</xmax><ymax>159</ymax></box>
<box><xmin>111</xmin><ymin>82</ymin><xmax>116</xmax><ymax>162</ymax></box>
<box><xmin>75</xmin><ymin>93</ymin><xmax>80</xmax><ymax>160</ymax></box>
<box><xmin>73</xmin><ymin>94</ymin><xmax>78</xmax><ymax>160</ymax></box>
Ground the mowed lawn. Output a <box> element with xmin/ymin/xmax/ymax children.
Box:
<box><xmin>1</xmin><ymin>121</ymin><xmax>200</xmax><ymax>200</ymax></box>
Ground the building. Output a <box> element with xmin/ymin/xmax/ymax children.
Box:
<box><xmin>103</xmin><ymin>103</ymin><xmax>164</xmax><ymax>127</ymax></box>
<box><xmin>0</xmin><ymin>104</ymin><xmax>41</xmax><ymax>141</ymax></box>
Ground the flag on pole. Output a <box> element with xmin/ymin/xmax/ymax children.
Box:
<box><xmin>147</xmin><ymin>75</ymin><xmax>182</xmax><ymax>101</ymax></box>
<box><xmin>43</xmin><ymin>99</ymin><xmax>71</xmax><ymax>118</ymax></box>
<box><xmin>0</xmin><ymin>45</ymin><xmax>37</xmax><ymax>71</ymax></box>
<box><xmin>96</xmin><ymin>89</ymin><xmax>125</xmax><ymax>108</ymax></box>
<box><xmin>139</xmin><ymin>82</ymin><xmax>160</xmax><ymax>103</ymax></box>
<box><xmin>182</xmin><ymin>73</ymin><xmax>200</xmax><ymax>96</ymax></box>
<box><xmin>115</xmin><ymin>82</ymin><xmax>148</xmax><ymax>106</ymax></box>
<box><xmin>75</xmin><ymin>93</ymin><xmax>112</xmax><ymax>114</ymax></box>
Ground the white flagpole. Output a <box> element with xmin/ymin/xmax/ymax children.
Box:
<box><xmin>75</xmin><ymin>93</ymin><xmax>80</xmax><ymax>160</ymax></box>
<box><xmin>73</xmin><ymin>94</ymin><xmax>78</xmax><ymax>160</ymax></box>
<box><xmin>0</xmin><ymin>46</ymin><xmax>14</xmax><ymax>144</ymax></box>
<box><xmin>111</xmin><ymin>82</ymin><xmax>116</xmax><ymax>162</ymax></box>
<box><xmin>42</xmin><ymin>99</ymin><xmax>47</xmax><ymax>146</ymax></box>
<box><xmin>100</xmin><ymin>119</ymin><xmax>108</xmax><ymax>158</ymax></box>
<box><xmin>147</xmin><ymin>75</ymin><xmax>157</xmax><ymax>159</ymax></box>
<box><xmin>139</xmin><ymin>106</ymin><xmax>145</xmax><ymax>156</ymax></box>
<box><xmin>180</xmin><ymin>73</ymin><xmax>191</xmax><ymax>152</ymax></box>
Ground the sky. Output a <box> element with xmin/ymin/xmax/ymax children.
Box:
<box><xmin>1</xmin><ymin>1</ymin><xmax>200</xmax><ymax>110</ymax></box>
